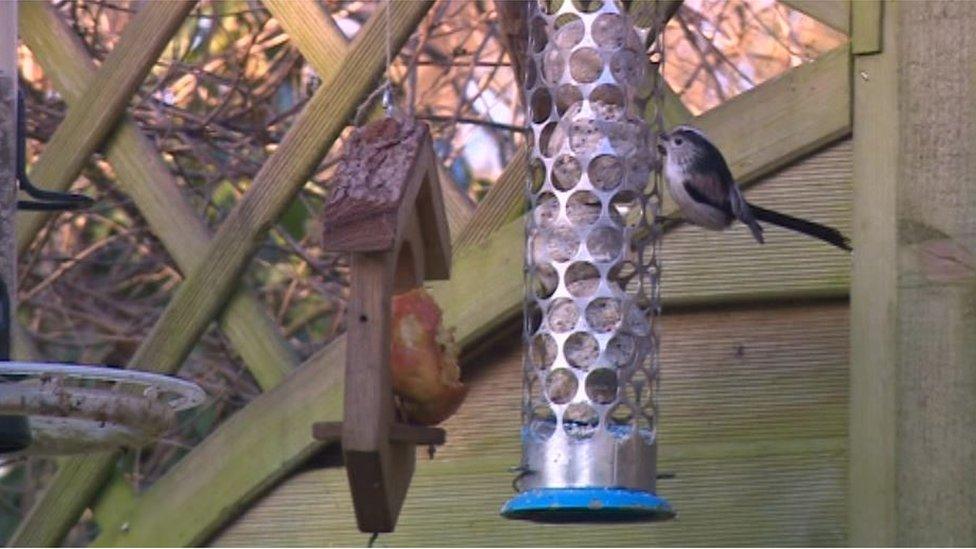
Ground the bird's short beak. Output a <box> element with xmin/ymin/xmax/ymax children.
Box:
<box><xmin>656</xmin><ymin>134</ymin><xmax>669</xmax><ymax>156</ymax></box>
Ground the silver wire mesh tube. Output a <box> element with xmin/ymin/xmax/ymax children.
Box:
<box><xmin>520</xmin><ymin>0</ymin><xmax>664</xmax><ymax>493</ymax></box>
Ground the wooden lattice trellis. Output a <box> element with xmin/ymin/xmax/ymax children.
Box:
<box><xmin>7</xmin><ymin>0</ymin><xmax>856</xmax><ymax>545</ymax></box>
<box><xmin>11</xmin><ymin>1</ymin><xmax>433</xmax><ymax>543</ymax></box>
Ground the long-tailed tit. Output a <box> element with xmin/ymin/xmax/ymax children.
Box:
<box><xmin>657</xmin><ymin>125</ymin><xmax>851</xmax><ymax>251</ymax></box>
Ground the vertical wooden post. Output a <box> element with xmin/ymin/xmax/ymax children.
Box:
<box><xmin>341</xmin><ymin>249</ymin><xmax>416</xmax><ymax>532</ymax></box>
<box><xmin>0</xmin><ymin>0</ymin><xmax>16</xmax><ymax>298</ymax></box>
<box><xmin>849</xmin><ymin>0</ymin><xmax>896</xmax><ymax>543</ymax></box>
<box><xmin>850</xmin><ymin>1</ymin><xmax>976</xmax><ymax>545</ymax></box>
<box><xmin>0</xmin><ymin>0</ymin><xmax>32</xmax><ymax>453</ymax></box>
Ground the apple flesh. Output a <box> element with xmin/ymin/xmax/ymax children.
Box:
<box><xmin>391</xmin><ymin>288</ymin><xmax>467</xmax><ymax>425</ymax></box>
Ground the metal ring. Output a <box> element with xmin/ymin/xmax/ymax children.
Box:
<box><xmin>0</xmin><ymin>362</ymin><xmax>206</xmax><ymax>455</ymax></box>
<box><xmin>0</xmin><ymin>362</ymin><xmax>206</xmax><ymax>411</ymax></box>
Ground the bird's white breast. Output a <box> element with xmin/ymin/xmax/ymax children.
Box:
<box><xmin>663</xmin><ymin>159</ymin><xmax>731</xmax><ymax>230</ymax></box>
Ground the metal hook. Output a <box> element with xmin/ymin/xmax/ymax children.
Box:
<box><xmin>16</xmin><ymin>92</ymin><xmax>94</xmax><ymax>212</ymax></box>
<box><xmin>508</xmin><ymin>465</ymin><xmax>534</xmax><ymax>493</ymax></box>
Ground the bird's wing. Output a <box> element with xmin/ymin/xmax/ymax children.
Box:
<box><xmin>683</xmin><ymin>171</ymin><xmax>731</xmax><ymax>213</ymax></box>
<box><xmin>681</xmin><ymin>127</ymin><xmax>764</xmax><ymax>243</ymax></box>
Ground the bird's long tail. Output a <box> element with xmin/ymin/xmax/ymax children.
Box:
<box><xmin>748</xmin><ymin>203</ymin><xmax>851</xmax><ymax>251</ymax></box>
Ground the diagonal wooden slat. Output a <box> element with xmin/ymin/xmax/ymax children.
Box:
<box><xmin>18</xmin><ymin>0</ymin><xmax>298</xmax><ymax>391</ymax></box>
<box><xmin>780</xmin><ymin>0</ymin><xmax>850</xmax><ymax>36</ymax></box>
<box><xmin>630</xmin><ymin>0</ymin><xmax>684</xmax><ymax>30</ymax></box>
<box><xmin>436</xmin><ymin>162</ymin><xmax>478</xmax><ymax>238</ymax></box>
<box><xmin>14</xmin><ymin>0</ymin><xmax>195</xmax><ymax>255</ymax></box>
<box><xmin>452</xmin><ymin>146</ymin><xmax>528</xmax><ymax>250</ymax></box>
<box><xmin>264</xmin><ymin>0</ymin><xmax>349</xmax><ymax>72</ymax></box>
<box><xmin>9</xmin><ymin>455</ymin><xmax>118</xmax><ymax>547</ymax></box>
<box><xmin>11</xmin><ymin>3</ymin><xmax>434</xmax><ymax>546</ymax></box>
<box><xmin>702</xmin><ymin>45</ymin><xmax>850</xmax><ymax>184</ymax></box>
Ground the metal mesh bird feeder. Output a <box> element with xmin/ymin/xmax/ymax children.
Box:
<box><xmin>502</xmin><ymin>0</ymin><xmax>673</xmax><ymax>522</ymax></box>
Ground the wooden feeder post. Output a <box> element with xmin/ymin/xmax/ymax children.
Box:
<box><xmin>312</xmin><ymin>118</ymin><xmax>451</xmax><ymax>533</ymax></box>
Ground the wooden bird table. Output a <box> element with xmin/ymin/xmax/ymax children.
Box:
<box><xmin>312</xmin><ymin>117</ymin><xmax>451</xmax><ymax>533</ymax></box>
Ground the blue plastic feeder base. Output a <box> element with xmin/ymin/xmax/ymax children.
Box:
<box><xmin>501</xmin><ymin>488</ymin><xmax>675</xmax><ymax>523</ymax></box>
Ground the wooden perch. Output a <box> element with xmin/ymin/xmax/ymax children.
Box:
<box><xmin>314</xmin><ymin>117</ymin><xmax>451</xmax><ymax>534</ymax></box>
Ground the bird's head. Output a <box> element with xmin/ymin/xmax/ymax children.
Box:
<box><xmin>657</xmin><ymin>125</ymin><xmax>711</xmax><ymax>167</ymax></box>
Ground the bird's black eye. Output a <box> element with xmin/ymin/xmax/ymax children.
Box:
<box><xmin>674</xmin><ymin>137</ymin><xmax>684</xmax><ymax>145</ymax></box>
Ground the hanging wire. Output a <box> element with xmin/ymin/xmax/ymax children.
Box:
<box><xmin>406</xmin><ymin>33</ymin><xmax>419</xmax><ymax>118</ymax></box>
<box><xmin>353</xmin><ymin>0</ymin><xmax>397</xmax><ymax>125</ymax></box>
<box><xmin>382</xmin><ymin>0</ymin><xmax>394</xmax><ymax>116</ymax></box>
